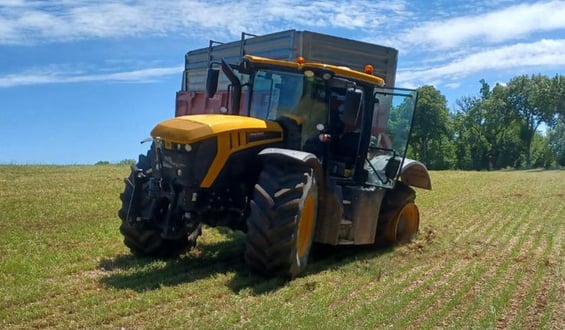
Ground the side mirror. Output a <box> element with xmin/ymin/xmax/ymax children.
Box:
<box><xmin>343</xmin><ymin>88</ymin><xmax>363</xmax><ymax>125</ymax></box>
<box><xmin>384</xmin><ymin>157</ymin><xmax>401</xmax><ymax>179</ymax></box>
<box><xmin>344</xmin><ymin>88</ymin><xmax>362</xmax><ymax>110</ymax></box>
<box><xmin>206</xmin><ymin>67</ymin><xmax>220</xmax><ymax>98</ymax></box>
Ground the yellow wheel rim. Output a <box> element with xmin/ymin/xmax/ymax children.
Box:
<box><xmin>297</xmin><ymin>194</ymin><xmax>316</xmax><ymax>258</ymax></box>
<box><xmin>388</xmin><ymin>202</ymin><xmax>419</xmax><ymax>243</ymax></box>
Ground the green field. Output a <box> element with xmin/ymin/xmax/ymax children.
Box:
<box><xmin>1</xmin><ymin>166</ymin><xmax>563</xmax><ymax>329</ymax></box>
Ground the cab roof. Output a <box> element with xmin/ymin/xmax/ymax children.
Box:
<box><xmin>243</xmin><ymin>55</ymin><xmax>386</xmax><ymax>87</ymax></box>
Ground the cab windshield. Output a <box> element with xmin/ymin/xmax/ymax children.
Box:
<box><xmin>248</xmin><ymin>70</ymin><xmax>329</xmax><ymax>146</ymax></box>
<box><xmin>370</xmin><ymin>87</ymin><xmax>417</xmax><ymax>159</ymax></box>
<box><xmin>366</xmin><ymin>87</ymin><xmax>417</xmax><ymax>188</ymax></box>
<box><xmin>248</xmin><ymin>68</ymin><xmax>417</xmax><ymax>187</ymax></box>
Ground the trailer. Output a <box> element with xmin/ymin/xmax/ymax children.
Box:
<box><xmin>175</xmin><ymin>30</ymin><xmax>398</xmax><ymax>122</ymax></box>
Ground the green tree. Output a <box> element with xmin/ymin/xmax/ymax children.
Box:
<box><xmin>409</xmin><ymin>85</ymin><xmax>453</xmax><ymax>169</ymax></box>
<box><xmin>548</xmin><ymin>115</ymin><xmax>565</xmax><ymax>166</ymax></box>
<box><xmin>506</xmin><ymin>75</ymin><xmax>559</xmax><ymax>167</ymax></box>
<box><xmin>479</xmin><ymin>81</ymin><xmax>522</xmax><ymax>169</ymax></box>
<box><xmin>453</xmin><ymin>79</ymin><xmax>525</xmax><ymax>170</ymax></box>
<box><xmin>530</xmin><ymin>133</ymin><xmax>554</xmax><ymax>168</ymax></box>
<box><xmin>494</xmin><ymin>122</ymin><xmax>524</xmax><ymax>168</ymax></box>
<box><xmin>453</xmin><ymin>96</ymin><xmax>488</xmax><ymax>170</ymax></box>
<box><xmin>118</xmin><ymin>159</ymin><xmax>136</xmax><ymax>166</ymax></box>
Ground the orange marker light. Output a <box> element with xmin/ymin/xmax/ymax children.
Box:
<box><xmin>296</xmin><ymin>56</ymin><xmax>305</xmax><ymax>64</ymax></box>
<box><xmin>364</xmin><ymin>64</ymin><xmax>374</xmax><ymax>74</ymax></box>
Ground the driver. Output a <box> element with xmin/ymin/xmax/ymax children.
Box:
<box><xmin>333</xmin><ymin>88</ymin><xmax>362</xmax><ymax>162</ymax></box>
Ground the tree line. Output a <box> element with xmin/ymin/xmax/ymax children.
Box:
<box><xmin>408</xmin><ymin>74</ymin><xmax>565</xmax><ymax>170</ymax></box>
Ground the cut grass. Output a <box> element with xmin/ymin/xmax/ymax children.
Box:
<box><xmin>0</xmin><ymin>166</ymin><xmax>563</xmax><ymax>329</ymax></box>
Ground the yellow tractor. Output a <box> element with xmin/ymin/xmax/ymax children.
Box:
<box><xmin>118</xmin><ymin>31</ymin><xmax>431</xmax><ymax>278</ymax></box>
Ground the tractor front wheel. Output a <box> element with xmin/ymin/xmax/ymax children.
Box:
<box><xmin>117</xmin><ymin>151</ymin><xmax>198</xmax><ymax>258</ymax></box>
<box><xmin>245</xmin><ymin>162</ymin><xmax>318</xmax><ymax>279</ymax></box>
<box><xmin>376</xmin><ymin>182</ymin><xmax>420</xmax><ymax>245</ymax></box>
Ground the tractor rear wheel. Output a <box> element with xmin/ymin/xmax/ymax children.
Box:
<box><xmin>245</xmin><ymin>162</ymin><xmax>318</xmax><ymax>279</ymax></box>
<box><xmin>117</xmin><ymin>151</ymin><xmax>198</xmax><ymax>258</ymax></box>
<box><xmin>376</xmin><ymin>182</ymin><xmax>419</xmax><ymax>245</ymax></box>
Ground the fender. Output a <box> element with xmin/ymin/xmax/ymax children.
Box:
<box><xmin>400</xmin><ymin>158</ymin><xmax>432</xmax><ymax>190</ymax></box>
<box><xmin>258</xmin><ymin>147</ymin><xmax>322</xmax><ymax>171</ymax></box>
<box><xmin>257</xmin><ymin>148</ymin><xmax>324</xmax><ymax>184</ymax></box>
<box><xmin>258</xmin><ymin>147</ymin><xmax>333</xmax><ymax>245</ymax></box>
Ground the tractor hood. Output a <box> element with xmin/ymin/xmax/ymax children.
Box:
<box><xmin>151</xmin><ymin>114</ymin><xmax>282</xmax><ymax>144</ymax></box>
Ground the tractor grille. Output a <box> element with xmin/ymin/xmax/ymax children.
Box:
<box><xmin>157</xmin><ymin>138</ymin><xmax>217</xmax><ymax>187</ymax></box>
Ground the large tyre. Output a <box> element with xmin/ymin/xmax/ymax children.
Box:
<box><xmin>376</xmin><ymin>182</ymin><xmax>420</xmax><ymax>245</ymax></box>
<box><xmin>117</xmin><ymin>151</ymin><xmax>196</xmax><ymax>258</ymax></box>
<box><xmin>244</xmin><ymin>162</ymin><xmax>318</xmax><ymax>279</ymax></box>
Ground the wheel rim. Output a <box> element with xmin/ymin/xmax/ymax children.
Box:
<box><xmin>394</xmin><ymin>202</ymin><xmax>419</xmax><ymax>243</ymax></box>
<box><xmin>297</xmin><ymin>194</ymin><xmax>316</xmax><ymax>258</ymax></box>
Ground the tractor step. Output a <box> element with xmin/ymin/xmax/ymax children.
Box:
<box><xmin>339</xmin><ymin>219</ymin><xmax>353</xmax><ymax>242</ymax></box>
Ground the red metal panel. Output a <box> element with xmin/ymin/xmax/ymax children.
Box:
<box><xmin>175</xmin><ymin>91</ymin><xmax>248</xmax><ymax>116</ymax></box>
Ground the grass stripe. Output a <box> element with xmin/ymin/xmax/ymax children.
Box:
<box><xmin>509</xmin><ymin>234</ymin><xmax>554</xmax><ymax>329</ymax></box>
<box><xmin>451</xmin><ymin>204</ymin><xmax>550</xmax><ymax>327</ymax></box>
<box><xmin>401</xmin><ymin>207</ymin><xmax>535</xmax><ymax>328</ymax></box>
<box><xmin>342</xmin><ymin>211</ymin><xmax>519</xmax><ymax>328</ymax></box>
<box><xmin>1</xmin><ymin>167</ymin><xmax>563</xmax><ymax>329</ymax></box>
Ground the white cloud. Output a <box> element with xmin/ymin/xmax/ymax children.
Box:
<box><xmin>1</xmin><ymin>0</ymin><xmax>563</xmax><ymax>90</ymax></box>
<box><xmin>401</xmin><ymin>1</ymin><xmax>565</xmax><ymax>50</ymax></box>
<box><xmin>444</xmin><ymin>82</ymin><xmax>461</xmax><ymax>89</ymax></box>
<box><xmin>397</xmin><ymin>39</ymin><xmax>565</xmax><ymax>86</ymax></box>
<box><xmin>0</xmin><ymin>0</ymin><xmax>410</xmax><ymax>45</ymax></box>
<box><xmin>0</xmin><ymin>65</ymin><xmax>183</xmax><ymax>87</ymax></box>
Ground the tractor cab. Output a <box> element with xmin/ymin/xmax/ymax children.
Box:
<box><xmin>207</xmin><ymin>55</ymin><xmax>419</xmax><ymax>190</ymax></box>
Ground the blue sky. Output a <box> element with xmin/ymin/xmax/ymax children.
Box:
<box><xmin>1</xmin><ymin>0</ymin><xmax>564</xmax><ymax>164</ymax></box>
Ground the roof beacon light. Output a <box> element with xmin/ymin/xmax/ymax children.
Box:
<box><xmin>364</xmin><ymin>64</ymin><xmax>374</xmax><ymax>75</ymax></box>
<box><xmin>296</xmin><ymin>56</ymin><xmax>305</xmax><ymax>65</ymax></box>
